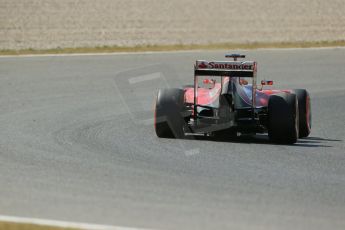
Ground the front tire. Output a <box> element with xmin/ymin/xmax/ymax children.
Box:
<box><xmin>154</xmin><ymin>88</ymin><xmax>187</xmax><ymax>138</ymax></box>
<box><xmin>268</xmin><ymin>93</ymin><xmax>299</xmax><ymax>144</ymax></box>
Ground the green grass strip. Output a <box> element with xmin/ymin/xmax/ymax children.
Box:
<box><xmin>1</xmin><ymin>40</ymin><xmax>345</xmax><ymax>56</ymax></box>
<box><xmin>0</xmin><ymin>221</ymin><xmax>79</xmax><ymax>230</ymax></box>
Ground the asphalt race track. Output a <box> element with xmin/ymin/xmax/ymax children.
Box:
<box><xmin>0</xmin><ymin>49</ymin><xmax>345</xmax><ymax>230</ymax></box>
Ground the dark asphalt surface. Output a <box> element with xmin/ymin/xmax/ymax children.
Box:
<box><xmin>0</xmin><ymin>49</ymin><xmax>345</xmax><ymax>230</ymax></box>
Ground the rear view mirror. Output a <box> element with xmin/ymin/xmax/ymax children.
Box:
<box><xmin>261</xmin><ymin>80</ymin><xmax>273</xmax><ymax>86</ymax></box>
<box><xmin>202</xmin><ymin>78</ymin><xmax>216</xmax><ymax>89</ymax></box>
<box><xmin>239</xmin><ymin>79</ymin><xmax>248</xmax><ymax>85</ymax></box>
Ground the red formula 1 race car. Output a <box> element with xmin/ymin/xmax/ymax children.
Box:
<box><xmin>154</xmin><ymin>54</ymin><xmax>311</xmax><ymax>144</ymax></box>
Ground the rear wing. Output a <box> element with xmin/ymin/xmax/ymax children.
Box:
<box><xmin>194</xmin><ymin>60</ymin><xmax>257</xmax><ymax>78</ymax></box>
<box><xmin>192</xmin><ymin>59</ymin><xmax>258</xmax><ymax>120</ymax></box>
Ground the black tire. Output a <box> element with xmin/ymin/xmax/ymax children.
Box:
<box><xmin>268</xmin><ymin>93</ymin><xmax>299</xmax><ymax>144</ymax></box>
<box><xmin>292</xmin><ymin>89</ymin><xmax>311</xmax><ymax>138</ymax></box>
<box><xmin>154</xmin><ymin>88</ymin><xmax>187</xmax><ymax>138</ymax></box>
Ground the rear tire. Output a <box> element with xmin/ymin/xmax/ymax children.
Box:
<box><xmin>154</xmin><ymin>88</ymin><xmax>187</xmax><ymax>138</ymax></box>
<box><xmin>292</xmin><ymin>89</ymin><xmax>311</xmax><ymax>138</ymax></box>
<box><xmin>268</xmin><ymin>93</ymin><xmax>299</xmax><ymax>144</ymax></box>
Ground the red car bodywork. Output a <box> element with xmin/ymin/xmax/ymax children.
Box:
<box><xmin>184</xmin><ymin>79</ymin><xmax>291</xmax><ymax>108</ymax></box>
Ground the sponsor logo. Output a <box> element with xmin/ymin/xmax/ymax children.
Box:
<box><xmin>197</xmin><ymin>61</ymin><xmax>253</xmax><ymax>70</ymax></box>
<box><xmin>198</xmin><ymin>62</ymin><xmax>208</xmax><ymax>69</ymax></box>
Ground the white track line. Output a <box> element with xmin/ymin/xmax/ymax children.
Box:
<box><xmin>0</xmin><ymin>215</ymin><xmax>150</xmax><ymax>230</ymax></box>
